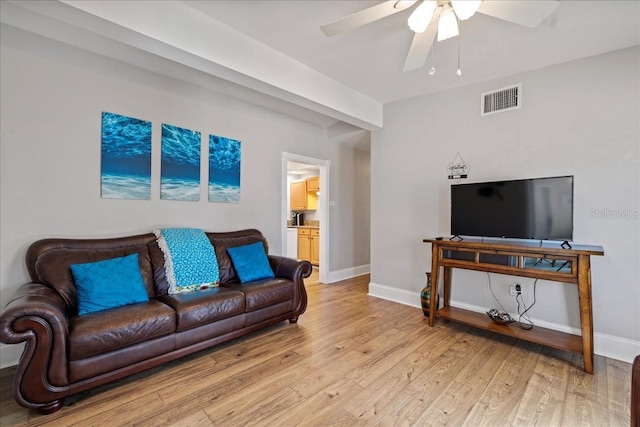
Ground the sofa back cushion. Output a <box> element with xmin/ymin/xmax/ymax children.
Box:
<box><xmin>206</xmin><ymin>229</ymin><xmax>268</xmax><ymax>284</ymax></box>
<box><xmin>149</xmin><ymin>242</ymin><xmax>171</xmax><ymax>295</ymax></box>
<box><xmin>27</xmin><ymin>234</ymin><xmax>157</xmax><ymax>313</ymax></box>
<box><xmin>25</xmin><ymin>229</ymin><xmax>269</xmax><ymax>310</ymax></box>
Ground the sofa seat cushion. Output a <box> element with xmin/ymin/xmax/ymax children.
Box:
<box><xmin>157</xmin><ymin>287</ymin><xmax>245</xmax><ymax>332</ymax></box>
<box><xmin>69</xmin><ymin>300</ymin><xmax>176</xmax><ymax>360</ymax></box>
<box><xmin>223</xmin><ymin>278</ymin><xmax>294</xmax><ymax>312</ymax></box>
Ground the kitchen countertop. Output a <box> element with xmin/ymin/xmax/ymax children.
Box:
<box><xmin>287</xmin><ymin>225</ymin><xmax>319</xmax><ymax>229</ymax></box>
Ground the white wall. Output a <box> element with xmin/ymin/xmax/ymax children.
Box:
<box><xmin>331</xmin><ymin>143</ymin><xmax>371</xmax><ymax>271</ymax></box>
<box><xmin>370</xmin><ymin>46</ymin><xmax>640</xmax><ymax>363</ymax></box>
<box><xmin>0</xmin><ymin>25</ymin><xmax>370</xmax><ymax>367</ymax></box>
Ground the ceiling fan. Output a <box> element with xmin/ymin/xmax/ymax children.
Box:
<box><xmin>321</xmin><ymin>1</ymin><xmax>560</xmax><ymax>72</ymax></box>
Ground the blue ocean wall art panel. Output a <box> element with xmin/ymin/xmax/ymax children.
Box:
<box><xmin>101</xmin><ymin>112</ymin><xmax>152</xmax><ymax>200</ymax></box>
<box><xmin>161</xmin><ymin>124</ymin><xmax>202</xmax><ymax>201</ymax></box>
<box><xmin>208</xmin><ymin>134</ymin><xmax>241</xmax><ymax>203</ymax></box>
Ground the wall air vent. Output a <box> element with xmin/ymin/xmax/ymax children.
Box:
<box><xmin>481</xmin><ymin>84</ymin><xmax>522</xmax><ymax>116</ymax></box>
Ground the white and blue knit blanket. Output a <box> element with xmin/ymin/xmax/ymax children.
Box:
<box><xmin>154</xmin><ymin>228</ymin><xmax>220</xmax><ymax>294</ymax></box>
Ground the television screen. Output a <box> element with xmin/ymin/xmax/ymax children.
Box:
<box><xmin>451</xmin><ymin>176</ymin><xmax>573</xmax><ymax>241</ymax></box>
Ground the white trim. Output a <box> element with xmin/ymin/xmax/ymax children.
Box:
<box><xmin>594</xmin><ymin>333</ymin><xmax>640</xmax><ymax>364</ymax></box>
<box><xmin>368</xmin><ymin>281</ymin><xmax>421</xmax><ymax>308</ymax></box>
<box><xmin>5</xmin><ymin>1</ymin><xmax>383</xmax><ymax>130</ymax></box>
<box><xmin>367</xmin><ymin>282</ymin><xmax>640</xmax><ymax>364</ymax></box>
<box><xmin>281</xmin><ymin>152</ymin><xmax>330</xmax><ymax>284</ymax></box>
<box><xmin>326</xmin><ymin>264</ymin><xmax>370</xmax><ymax>284</ymax></box>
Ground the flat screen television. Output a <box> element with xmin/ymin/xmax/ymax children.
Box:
<box><xmin>451</xmin><ymin>176</ymin><xmax>574</xmax><ymax>242</ymax></box>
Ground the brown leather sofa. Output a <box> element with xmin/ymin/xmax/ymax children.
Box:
<box><xmin>0</xmin><ymin>229</ymin><xmax>311</xmax><ymax>414</ymax></box>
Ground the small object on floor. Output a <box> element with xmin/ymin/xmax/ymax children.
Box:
<box><xmin>420</xmin><ymin>272</ymin><xmax>439</xmax><ymax>317</ymax></box>
<box><xmin>486</xmin><ymin>308</ymin><xmax>514</xmax><ymax>325</ymax></box>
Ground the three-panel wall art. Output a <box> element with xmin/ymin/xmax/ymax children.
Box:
<box><xmin>100</xmin><ymin>112</ymin><xmax>241</xmax><ymax>203</ymax></box>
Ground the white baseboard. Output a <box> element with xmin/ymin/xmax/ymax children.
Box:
<box><xmin>368</xmin><ymin>281</ymin><xmax>421</xmax><ymax>308</ymax></box>
<box><xmin>368</xmin><ymin>281</ymin><xmax>640</xmax><ymax>364</ymax></box>
<box><xmin>326</xmin><ymin>264</ymin><xmax>370</xmax><ymax>284</ymax></box>
<box><xmin>594</xmin><ymin>333</ymin><xmax>640</xmax><ymax>364</ymax></box>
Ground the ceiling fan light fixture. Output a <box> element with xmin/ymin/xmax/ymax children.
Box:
<box><xmin>407</xmin><ymin>0</ymin><xmax>437</xmax><ymax>33</ymax></box>
<box><xmin>437</xmin><ymin>10</ymin><xmax>459</xmax><ymax>41</ymax></box>
<box><xmin>451</xmin><ymin>0</ymin><xmax>482</xmax><ymax>21</ymax></box>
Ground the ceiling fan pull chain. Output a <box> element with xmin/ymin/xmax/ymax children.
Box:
<box><xmin>429</xmin><ymin>38</ymin><xmax>436</xmax><ymax>75</ymax></box>
<box><xmin>457</xmin><ymin>17</ymin><xmax>462</xmax><ymax>77</ymax></box>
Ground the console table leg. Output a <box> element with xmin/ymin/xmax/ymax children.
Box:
<box><xmin>443</xmin><ymin>266</ymin><xmax>451</xmax><ymax>308</ymax></box>
<box><xmin>578</xmin><ymin>254</ymin><xmax>594</xmax><ymax>374</ymax></box>
<box><xmin>429</xmin><ymin>245</ymin><xmax>439</xmax><ymax>327</ymax></box>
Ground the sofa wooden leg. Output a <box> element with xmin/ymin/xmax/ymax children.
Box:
<box><xmin>39</xmin><ymin>399</ymin><xmax>65</xmax><ymax>414</ymax></box>
<box><xmin>289</xmin><ymin>317</ymin><xmax>299</xmax><ymax>324</ymax></box>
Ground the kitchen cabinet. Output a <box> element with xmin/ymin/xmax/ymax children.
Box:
<box><xmin>307</xmin><ymin>176</ymin><xmax>320</xmax><ymax>192</ymax></box>
<box><xmin>297</xmin><ymin>228</ymin><xmax>311</xmax><ymax>261</ymax></box>
<box><xmin>297</xmin><ymin>228</ymin><xmax>320</xmax><ymax>266</ymax></box>
<box><xmin>310</xmin><ymin>229</ymin><xmax>320</xmax><ymax>265</ymax></box>
<box><xmin>290</xmin><ymin>180</ymin><xmax>317</xmax><ymax>210</ymax></box>
<box><xmin>290</xmin><ymin>181</ymin><xmax>307</xmax><ymax>210</ymax></box>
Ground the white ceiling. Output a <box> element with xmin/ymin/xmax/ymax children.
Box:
<box><xmin>185</xmin><ymin>0</ymin><xmax>640</xmax><ymax>103</ymax></box>
<box><xmin>287</xmin><ymin>161</ymin><xmax>320</xmax><ymax>175</ymax></box>
<box><xmin>2</xmin><ymin>1</ymin><xmax>639</xmax><ymax>130</ymax></box>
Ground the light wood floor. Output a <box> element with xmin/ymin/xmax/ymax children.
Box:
<box><xmin>0</xmin><ymin>271</ymin><xmax>632</xmax><ymax>426</ymax></box>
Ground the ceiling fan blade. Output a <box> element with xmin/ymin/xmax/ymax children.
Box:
<box><xmin>403</xmin><ymin>7</ymin><xmax>441</xmax><ymax>72</ymax></box>
<box><xmin>477</xmin><ymin>0</ymin><xmax>560</xmax><ymax>28</ymax></box>
<box><xmin>321</xmin><ymin>1</ymin><xmax>417</xmax><ymax>37</ymax></box>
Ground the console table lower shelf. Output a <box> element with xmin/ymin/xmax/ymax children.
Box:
<box><xmin>436</xmin><ymin>306</ymin><xmax>583</xmax><ymax>355</ymax></box>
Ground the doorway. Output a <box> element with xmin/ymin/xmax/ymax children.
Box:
<box><xmin>282</xmin><ymin>152</ymin><xmax>330</xmax><ymax>284</ymax></box>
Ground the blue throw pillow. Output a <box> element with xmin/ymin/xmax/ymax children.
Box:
<box><xmin>70</xmin><ymin>253</ymin><xmax>149</xmax><ymax>316</ymax></box>
<box><xmin>226</xmin><ymin>242</ymin><xmax>275</xmax><ymax>283</ymax></box>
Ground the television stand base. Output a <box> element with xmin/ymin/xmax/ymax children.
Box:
<box><xmin>423</xmin><ymin>237</ymin><xmax>604</xmax><ymax>374</ymax></box>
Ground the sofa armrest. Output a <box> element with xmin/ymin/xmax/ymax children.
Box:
<box><xmin>268</xmin><ymin>255</ymin><xmax>312</xmax><ymax>282</ymax></box>
<box><xmin>0</xmin><ymin>282</ymin><xmax>70</xmax><ymax>411</ymax></box>
<box><xmin>268</xmin><ymin>255</ymin><xmax>311</xmax><ymax>321</ymax></box>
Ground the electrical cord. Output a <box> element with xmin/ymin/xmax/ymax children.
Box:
<box><xmin>515</xmin><ymin>279</ymin><xmax>537</xmax><ymax>330</ymax></box>
<box><xmin>487</xmin><ymin>273</ymin><xmax>509</xmax><ymax>314</ymax></box>
<box><xmin>488</xmin><ymin>273</ymin><xmax>537</xmax><ymax>329</ymax></box>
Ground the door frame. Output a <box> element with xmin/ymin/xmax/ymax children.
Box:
<box><xmin>282</xmin><ymin>152</ymin><xmax>330</xmax><ymax>284</ymax></box>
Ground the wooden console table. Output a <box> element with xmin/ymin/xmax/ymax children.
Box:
<box><xmin>423</xmin><ymin>237</ymin><xmax>604</xmax><ymax>373</ymax></box>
